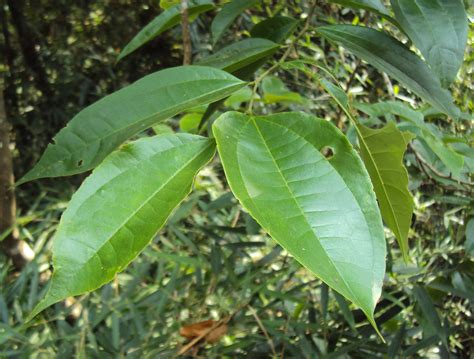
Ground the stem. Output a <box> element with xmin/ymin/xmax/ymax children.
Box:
<box><xmin>247</xmin><ymin>1</ymin><xmax>318</xmax><ymax>113</ymax></box>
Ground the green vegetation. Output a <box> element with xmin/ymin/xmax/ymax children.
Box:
<box><xmin>1</xmin><ymin>0</ymin><xmax>472</xmax><ymax>357</ymax></box>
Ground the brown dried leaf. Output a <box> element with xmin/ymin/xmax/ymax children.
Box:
<box><xmin>179</xmin><ymin>320</ymin><xmax>228</xmax><ymax>343</ymax></box>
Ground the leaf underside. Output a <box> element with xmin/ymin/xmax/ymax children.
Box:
<box><xmin>213</xmin><ymin>111</ymin><xmax>385</xmax><ymax>324</ymax></box>
<box><xmin>27</xmin><ymin>134</ymin><xmax>216</xmax><ymax>320</ymax></box>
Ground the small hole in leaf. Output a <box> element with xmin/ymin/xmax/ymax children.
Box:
<box><xmin>77</xmin><ymin>159</ymin><xmax>84</xmax><ymax>167</ymax></box>
<box><xmin>320</xmin><ymin>146</ymin><xmax>334</xmax><ymax>160</ymax></box>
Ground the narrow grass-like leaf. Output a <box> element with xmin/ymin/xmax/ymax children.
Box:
<box><xmin>317</xmin><ymin>25</ymin><xmax>460</xmax><ymax>119</ymax></box>
<box><xmin>250</xmin><ymin>16</ymin><xmax>299</xmax><ymax>44</ymax></box>
<box><xmin>117</xmin><ymin>0</ymin><xmax>214</xmax><ymax>62</ymax></box>
<box><xmin>211</xmin><ymin>0</ymin><xmax>258</xmax><ymax>45</ymax></box>
<box><xmin>321</xmin><ymin>80</ymin><xmax>414</xmax><ymax>262</ymax></box>
<box><xmin>27</xmin><ymin>134</ymin><xmax>215</xmax><ymax>320</ymax></box>
<box><xmin>213</xmin><ymin>111</ymin><xmax>385</xmax><ymax>329</ymax></box>
<box><xmin>196</xmin><ymin>38</ymin><xmax>279</xmax><ymax>73</ymax></box>
<box><xmin>391</xmin><ymin>0</ymin><xmax>468</xmax><ymax>86</ymax></box>
<box><xmin>18</xmin><ymin>66</ymin><xmax>244</xmax><ymax>184</ymax></box>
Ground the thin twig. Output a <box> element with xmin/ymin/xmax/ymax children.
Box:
<box><xmin>248</xmin><ymin>305</ymin><xmax>278</xmax><ymax>357</ymax></box>
<box><xmin>247</xmin><ymin>1</ymin><xmax>318</xmax><ymax>113</ymax></box>
<box><xmin>181</xmin><ymin>0</ymin><xmax>192</xmax><ymax>65</ymax></box>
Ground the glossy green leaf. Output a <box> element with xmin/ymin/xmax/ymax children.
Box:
<box><xmin>27</xmin><ymin>134</ymin><xmax>216</xmax><ymax>320</ymax></box>
<box><xmin>320</xmin><ymin>81</ymin><xmax>414</xmax><ymax>261</ymax></box>
<box><xmin>391</xmin><ymin>0</ymin><xmax>468</xmax><ymax>86</ymax></box>
<box><xmin>357</xmin><ymin>101</ymin><xmax>465</xmax><ymax>177</ymax></box>
<box><xmin>211</xmin><ymin>0</ymin><xmax>258</xmax><ymax>45</ymax></box>
<box><xmin>250</xmin><ymin>16</ymin><xmax>299</xmax><ymax>44</ymax></box>
<box><xmin>18</xmin><ymin>66</ymin><xmax>244</xmax><ymax>184</ymax></box>
<box><xmin>317</xmin><ymin>25</ymin><xmax>460</xmax><ymax>119</ymax></box>
<box><xmin>196</xmin><ymin>38</ymin><xmax>279</xmax><ymax>73</ymax></box>
<box><xmin>117</xmin><ymin>0</ymin><xmax>214</xmax><ymax>62</ymax></box>
<box><xmin>213</xmin><ymin>111</ymin><xmax>385</xmax><ymax>327</ymax></box>
<box><xmin>356</xmin><ymin>122</ymin><xmax>414</xmax><ymax>262</ymax></box>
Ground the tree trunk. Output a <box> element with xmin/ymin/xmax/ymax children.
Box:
<box><xmin>0</xmin><ymin>81</ymin><xmax>31</xmax><ymax>269</ymax></box>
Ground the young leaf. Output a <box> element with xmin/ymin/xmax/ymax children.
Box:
<box><xmin>262</xmin><ymin>76</ymin><xmax>303</xmax><ymax>104</ymax></box>
<box><xmin>27</xmin><ymin>134</ymin><xmax>216</xmax><ymax>320</ymax></box>
<box><xmin>391</xmin><ymin>0</ymin><xmax>468</xmax><ymax>87</ymax></box>
<box><xmin>321</xmin><ymin>80</ymin><xmax>414</xmax><ymax>262</ymax></box>
<box><xmin>317</xmin><ymin>25</ymin><xmax>460</xmax><ymax>119</ymax></box>
<box><xmin>196</xmin><ymin>38</ymin><xmax>280</xmax><ymax>73</ymax></box>
<box><xmin>117</xmin><ymin>0</ymin><xmax>214</xmax><ymax>62</ymax></box>
<box><xmin>211</xmin><ymin>0</ymin><xmax>258</xmax><ymax>45</ymax></box>
<box><xmin>18</xmin><ymin>66</ymin><xmax>244</xmax><ymax>184</ymax></box>
<box><xmin>250</xmin><ymin>16</ymin><xmax>299</xmax><ymax>44</ymax></box>
<box><xmin>213</xmin><ymin>111</ymin><xmax>386</xmax><ymax>328</ymax></box>
<box><xmin>356</xmin><ymin>122</ymin><xmax>415</xmax><ymax>262</ymax></box>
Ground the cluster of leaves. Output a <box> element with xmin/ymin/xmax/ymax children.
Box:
<box><xmin>1</xmin><ymin>0</ymin><xmax>472</xmax><ymax>357</ymax></box>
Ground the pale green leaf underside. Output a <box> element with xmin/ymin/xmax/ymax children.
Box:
<box><xmin>211</xmin><ymin>0</ymin><xmax>258</xmax><ymax>45</ymax></box>
<box><xmin>356</xmin><ymin>122</ymin><xmax>414</xmax><ymax>262</ymax></box>
<box><xmin>27</xmin><ymin>134</ymin><xmax>215</xmax><ymax>320</ymax></box>
<box><xmin>391</xmin><ymin>0</ymin><xmax>468</xmax><ymax>86</ymax></box>
<box><xmin>317</xmin><ymin>25</ymin><xmax>460</xmax><ymax>119</ymax></box>
<box><xmin>213</xmin><ymin>111</ymin><xmax>385</xmax><ymax>322</ymax></box>
<box><xmin>320</xmin><ymin>80</ymin><xmax>414</xmax><ymax>262</ymax></box>
<box><xmin>117</xmin><ymin>0</ymin><xmax>214</xmax><ymax>62</ymax></box>
<box><xmin>196</xmin><ymin>38</ymin><xmax>280</xmax><ymax>73</ymax></box>
<box><xmin>19</xmin><ymin>66</ymin><xmax>244</xmax><ymax>184</ymax></box>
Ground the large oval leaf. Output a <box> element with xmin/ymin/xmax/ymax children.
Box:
<box><xmin>317</xmin><ymin>25</ymin><xmax>460</xmax><ymax>119</ymax></box>
<box><xmin>211</xmin><ymin>0</ymin><xmax>258</xmax><ymax>45</ymax></box>
<box><xmin>213</xmin><ymin>111</ymin><xmax>386</xmax><ymax>326</ymax></box>
<box><xmin>391</xmin><ymin>0</ymin><xmax>468</xmax><ymax>87</ymax></box>
<box><xmin>196</xmin><ymin>38</ymin><xmax>279</xmax><ymax>73</ymax></box>
<box><xmin>18</xmin><ymin>66</ymin><xmax>244</xmax><ymax>184</ymax></box>
<box><xmin>27</xmin><ymin>134</ymin><xmax>215</xmax><ymax>320</ymax></box>
<box><xmin>117</xmin><ymin>0</ymin><xmax>214</xmax><ymax>62</ymax></box>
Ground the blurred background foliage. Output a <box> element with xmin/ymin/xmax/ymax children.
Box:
<box><xmin>0</xmin><ymin>0</ymin><xmax>473</xmax><ymax>357</ymax></box>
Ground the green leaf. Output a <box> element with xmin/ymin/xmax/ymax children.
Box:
<box><xmin>320</xmin><ymin>81</ymin><xmax>414</xmax><ymax>262</ymax></box>
<box><xmin>27</xmin><ymin>134</ymin><xmax>215</xmax><ymax>320</ymax></box>
<box><xmin>356</xmin><ymin>122</ymin><xmax>414</xmax><ymax>262</ymax></box>
<box><xmin>213</xmin><ymin>111</ymin><xmax>386</xmax><ymax>328</ymax></box>
<box><xmin>391</xmin><ymin>0</ymin><xmax>468</xmax><ymax>86</ymax></box>
<box><xmin>18</xmin><ymin>66</ymin><xmax>244</xmax><ymax>184</ymax></box>
<box><xmin>211</xmin><ymin>0</ymin><xmax>258</xmax><ymax>45</ymax></box>
<box><xmin>356</xmin><ymin>101</ymin><xmax>465</xmax><ymax>177</ymax></box>
<box><xmin>250</xmin><ymin>16</ymin><xmax>299</xmax><ymax>44</ymax></box>
<box><xmin>465</xmin><ymin>218</ymin><xmax>474</xmax><ymax>257</ymax></box>
<box><xmin>262</xmin><ymin>76</ymin><xmax>303</xmax><ymax>104</ymax></box>
<box><xmin>196</xmin><ymin>38</ymin><xmax>279</xmax><ymax>73</ymax></box>
<box><xmin>329</xmin><ymin>0</ymin><xmax>390</xmax><ymax>15</ymax></box>
<box><xmin>117</xmin><ymin>0</ymin><xmax>214</xmax><ymax>62</ymax></box>
<box><xmin>317</xmin><ymin>25</ymin><xmax>460</xmax><ymax>119</ymax></box>
<box><xmin>179</xmin><ymin>113</ymin><xmax>202</xmax><ymax>133</ymax></box>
